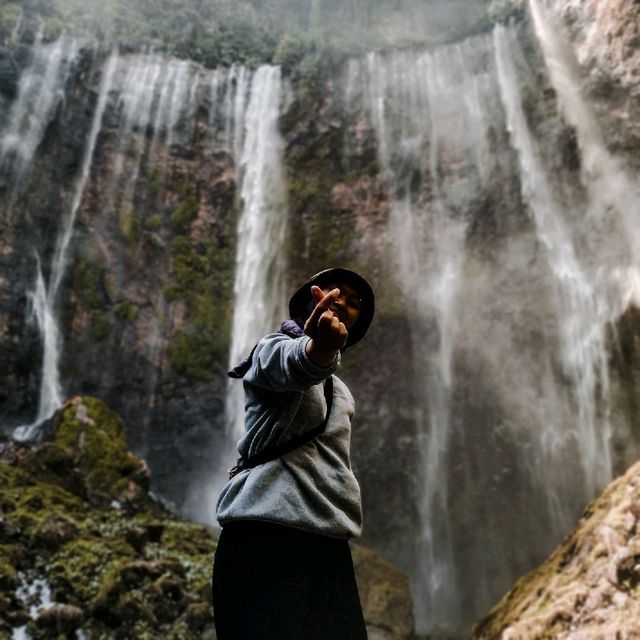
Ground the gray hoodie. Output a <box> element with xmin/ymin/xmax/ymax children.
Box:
<box><xmin>215</xmin><ymin>332</ymin><xmax>363</xmax><ymax>539</ymax></box>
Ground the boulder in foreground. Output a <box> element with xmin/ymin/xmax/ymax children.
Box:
<box><xmin>473</xmin><ymin>459</ymin><xmax>640</xmax><ymax>639</ymax></box>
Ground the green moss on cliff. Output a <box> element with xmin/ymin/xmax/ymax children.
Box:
<box><xmin>119</xmin><ymin>202</ymin><xmax>140</xmax><ymax>244</ymax></box>
<box><xmin>53</xmin><ymin>397</ymin><xmax>143</xmax><ymax>503</ymax></box>
<box><xmin>170</xmin><ymin>196</ymin><xmax>199</xmax><ymax>230</ymax></box>
<box><xmin>113</xmin><ymin>299</ymin><xmax>139</xmax><ymax>322</ymax></box>
<box><xmin>73</xmin><ymin>257</ymin><xmax>106</xmax><ymax>309</ymax></box>
<box><xmin>166</xmin><ymin>331</ymin><xmax>217</xmax><ymax>381</ymax></box>
<box><xmin>164</xmin><ymin>193</ymin><xmax>235</xmax><ymax>378</ymax></box>
<box><xmin>71</xmin><ymin>255</ymin><xmax>114</xmax><ymax>342</ymax></box>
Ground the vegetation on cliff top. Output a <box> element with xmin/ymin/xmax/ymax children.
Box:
<box><xmin>1</xmin><ymin>0</ymin><xmax>524</xmax><ymax>72</ymax></box>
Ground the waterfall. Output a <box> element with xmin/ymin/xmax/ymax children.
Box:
<box><xmin>347</xmin><ymin>36</ymin><xmax>500</xmax><ymax>633</ymax></box>
<box><xmin>13</xmin><ymin>54</ymin><xmax>118</xmax><ymax>441</ymax></box>
<box><xmin>149</xmin><ymin>59</ymin><xmax>197</xmax><ymax>157</ymax></box>
<box><xmin>343</xmin><ymin>15</ymin><xmax>640</xmax><ymax>631</ymax></box>
<box><xmin>226</xmin><ymin>65</ymin><xmax>288</xmax><ymax>440</ymax></box>
<box><xmin>225</xmin><ymin>65</ymin><xmax>252</xmax><ymax>166</ymax></box>
<box><xmin>0</xmin><ymin>29</ymin><xmax>82</xmax><ymax>183</ymax></box>
<box><xmin>528</xmin><ymin>0</ymin><xmax>640</xmax><ymax>277</ymax></box>
<box><xmin>110</xmin><ymin>54</ymin><xmax>200</xmax><ymax>212</ymax></box>
<box><xmin>494</xmin><ymin>23</ymin><xmax>612</xmax><ymax>502</ymax></box>
<box><xmin>20</xmin><ymin>262</ymin><xmax>63</xmax><ymax>431</ymax></box>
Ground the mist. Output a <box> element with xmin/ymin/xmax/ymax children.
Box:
<box><xmin>6</xmin><ymin>0</ymin><xmax>505</xmax><ymax>65</ymax></box>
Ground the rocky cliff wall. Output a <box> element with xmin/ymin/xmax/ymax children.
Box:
<box><xmin>1</xmin><ymin>1</ymin><xmax>640</xmax><ymax>636</ymax></box>
<box><xmin>554</xmin><ymin>0</ymin><xmax>640</xmax><ymax>157</ymax></box>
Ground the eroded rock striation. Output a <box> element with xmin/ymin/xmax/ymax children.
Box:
<box><xmin>473</xmin><ymin>459</ymin><xmax>640</xmax><ymax>639</ymax></box>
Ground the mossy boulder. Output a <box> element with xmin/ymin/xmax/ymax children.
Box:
<box><xmin>48</xmin><ymin>396</ymin><xmax>150</xmax><ymax>506</ymax></box>
<box><xmin>352</xmin><ymin>544</ymin><xmax>414</xmax><ymax>640</ymax></box>
<box><xmin>0</xmin><ymin>398</ymin><xmax>218</xmax><ymax>638</ymax></box>
<box><xmin>0</xmin><ymin>395</ymin><xmax>414</xmax><ymax>638</ymax></box>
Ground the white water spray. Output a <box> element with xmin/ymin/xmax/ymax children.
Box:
<box><xmin>110</xmin><ymin>54</ymin><xmax>199</xmax><ymax>212</ymax></box>
<box><xmin>494</xmin><ymin>23</ymin><xmax>612</xmax><ymax>500</ymax></box>
<box><xmin>350</xmin><ymin>36</ymin><xmax>498</xmax><ymax>633</ymax></box>
<box><xmin>529</xmin><ymin>0</ymin><xmax>640</xmax><ymax>270</ymax></box>
<box><xmin>0</xmin><ymin>29</ymin><xmax>81</xmax><ymax>181</ymax></box>
<box><xmin>226</xmin><ymin>65</ymin><xmax>288</xmax><ymax>441</ymax></box>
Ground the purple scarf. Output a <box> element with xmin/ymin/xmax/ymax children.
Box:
<box><xmin>227</xmin><ymin>321</ymin><xmax>305</xmax><ymax>379</ymax></box>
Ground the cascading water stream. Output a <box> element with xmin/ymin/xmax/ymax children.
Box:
<box><xmin>0</xmin><ymin>29</ymin><xmax>81</xmax><ymax>184</ymax></box>
<box><xmin>342</xmin><ymin>17</ymin><xmax>640</xmax><ymax>631</ymax></box>
<box><xmin>348</xmin><ymin>37</ymin><xmax>499</xmax><ymax>633</ymax></box>
<box><xmin>494</xmin><ymin>23</ymin><xmax>612</xmax><ymax>501</ymax></box>
<box><xmin>529</xmin><ymin>0</ymin><xmax>640</xmax><ymax>294</ymax></box>
<box><xmin>225</xmin><ymin>65</ymin><xmax>288</xmax><ymax>441</ymax></box>
<box><xmin>226</xmin><ymin>65</ymin><xmax>252</xmax><ymax>167</ymax></box>
<box><xmin>13</xmin><ymin>54</ymin><xmax>118</xmax><ymax>441</ymax></box>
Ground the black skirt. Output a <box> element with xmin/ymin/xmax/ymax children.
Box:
<box><xmin>212</xmin><ymin>520</ymin><xmax>368</xmax><ymax>640</ymax></box>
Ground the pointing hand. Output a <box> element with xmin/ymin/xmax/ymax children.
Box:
<box><xmin>304</xmin><ymin>285</ymin><xmax>348</xmax><ymax>365</ymax></box>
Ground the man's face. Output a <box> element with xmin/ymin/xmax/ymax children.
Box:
<box><xmin>320</xmin><ymin>282</ymin><xmax>362</xmax><ymax>330</ymax></box>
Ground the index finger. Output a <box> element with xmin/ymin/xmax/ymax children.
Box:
<box><xmin>304</xmin><ymin>287</ymin><xmax>340</xmax><ymax>335</ymax></box>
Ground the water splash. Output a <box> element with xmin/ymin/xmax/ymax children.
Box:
<box><xmin>12</xmin><ymin>573</ymin><xmax>87</xmax><ymax>639</ymax></box>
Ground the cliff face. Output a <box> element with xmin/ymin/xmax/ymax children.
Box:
<box><xmin>1</xmin><ymin>1</ymin><xmax>640</xmax><ymax>636</ymax></box>
<box><xmin>555</xmin><ymin>0</ymin><xmax>640</xmax><ymax>155</ymax></box>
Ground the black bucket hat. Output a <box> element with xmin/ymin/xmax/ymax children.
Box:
<box><xmin>289</xmin><ymin>268</ymin><xmax>375</xmax><ymax>350</ymax></box>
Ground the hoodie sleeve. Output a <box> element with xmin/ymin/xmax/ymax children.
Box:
<box><xmin>244</xmin><ymin>332</ymin><xmax>340</xmax><ymax>392</ymax></box>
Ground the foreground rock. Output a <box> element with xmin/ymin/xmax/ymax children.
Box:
<box><xmin>352</xmin><ymin>545</ymin><xmax>414</xmax><ymax>639</ymax></box>
<box><xmin>473</xmin><ymin>459</ymin><xmax>640</xmax><ymax>638</ymax></box>
<box><xmin>0</xmin><ymin>396</ymin><xmax>414</xmax><ymax>639</ymax></box>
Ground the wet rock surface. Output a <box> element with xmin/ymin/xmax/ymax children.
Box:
<box><xmin>553</xmin><ymin>0</ymin><xmax>640</xmax><ymax>159</ymax></box>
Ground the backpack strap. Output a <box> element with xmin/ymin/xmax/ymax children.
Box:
<box><xmin>228</xmin><ymin>376</ymin><xmax>333</xmax><ymax>480</ymax></box>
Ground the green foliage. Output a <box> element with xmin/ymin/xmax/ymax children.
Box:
<box><xmin>273</xmin><ymin>33</ymin><xmax>312</xmax><ymax>74</ymax></box>
<box><xmin>89</xmin><ymin>310</ymin><xmax>110</xmax><ymax>341</ymax></box>
<box><xmin>170</xmin><ymin>196</ymin><xmax>199</xmax><ymax>230</ymax></box>
<box><xmin>72</xmin><ymin>256</ymin><xmax>112</xmax><ymax>342</ymax></box>
<box><xmin>72</xmin><ymin>257</ymin><xmax>105</xmax><ymax>309</ymax></box>
<box><xmin>166</xmin><ymin>330</ymin><xmax>217</xmax><ymax>381</ymax></box>
<box><xmin>119</xmin><ymin>202</ymin><xmax>140</xmax><ymax>244</ymax></box>
<box><xmin>164</xmin><ymin>200</ymin><xmax>235</xmax><ymax>378</ymax></box>
<box><xmin>114</xmin><ymin>299</ymin><xmax>139</xmax><ymax>322</ymax></box>
<box><xmin>0</xmin><ymin>3</ymin><xmax>21</xmax><ymax>43</ymax></box>
<box><xmin>147</xmin><ymin>165</ymin><xmax>164</xmax><ymax>197</ymax></box>
<box><xmin>146</xmin><ymin>214</ymin><xmax>162</xmax><ymax>230</ymax></box>
<box><xmin>14</xmin><ymin>0</ymin><xmax>507</xmax><ymax>70</ymax></box>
